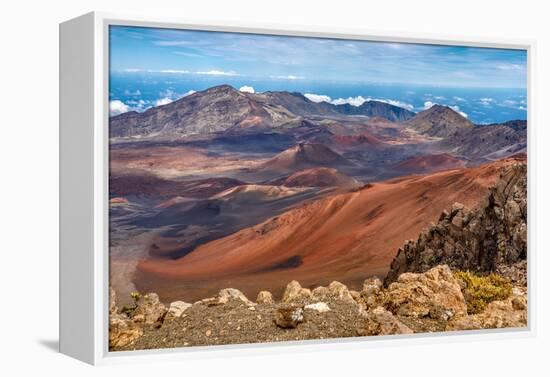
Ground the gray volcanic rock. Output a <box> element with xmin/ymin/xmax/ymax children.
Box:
<box><xmin>405</xmin><ymin>104</ymin><xmax>474</xmax><ymax>137</ymax></box>
<box><xmin>443</xmin><ymin>120</ymin><xmax>527</xmax><ymax>161</ymax></box>
<box><xmin>109</xmin><ymin>85</ymin><xmax>416</xmax><ymax>138</ymax></box>
<box><xmin>110</xmin><ymin>85</ymin><xmax>298</xmax><ymax>138</ymax></box>
<box><xmin>385</xmin><ymin>162</ymin><xmax>527</xmax><ymax>285</ymax></box>
<box><xmin>334</xmin><ymin>100</ymin><xmax>416</xmax><ymax>122</ymax></box>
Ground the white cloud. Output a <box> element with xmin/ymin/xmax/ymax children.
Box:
<box><xmin>331</xmin><ymin>96</ymin><xmax>368</xmax><ymax>107</ymax></box>
<box><xmin>499</xmin><ymin>99</ymin><xmax>527</xmax><ymax>111</ymax></box>
<box><xmin>271</xmin><ymin>75</ymin><xmax>303</xmax><ymax>80</ymax></box>
<box><xmin>453</xmin><ymin>96</ymin><xmax>466</xmax><ymax>102</ymax></box>
<box><xmin>121</xmin><ymin>68</ymin><xmax>143</xmax><ymax>73</ymax></box>
<box><xmin>424</xmin><ymin>101</ymin><xmax>436</xmax><ymax>109</ymax></box>
<box><xmin>376</xmin><ymin>99</ymin><xmax>415</xmax><ymax>111</ymax></box>
<box><xmin>154</xmin><ymin>89</ymin><xmax>196</xmax><ymax>107</ymax></box>
<box><xmin>124</xmin><ymin>89</ymin><xmax>141</xmax><ymax>96</ymax></box>
<box><xmin>433</xmin><ymin>95</ymin><xmax>446</xmax><ymax>100</ymax></box>
<box><xmin>159</xmin><ymin>69</ymin><xmax>190</xmax><ymax>74</ymax></box>
<box><xmin>155</xmin><ymin>97</ymin><xmax>173</xmax><ymax>106</ymax></box>
<box><xmin>196</xmin><ymin>70</ymin><xmax>238</xmax><ymax>76</ymax></box>
<box><xmin>450</xmin><ymin>105</ymin><xmax>468</xmax><ymax>118</ymax></box>
<box><xmin>109</xmin><ymin>100</ymin><xmax>130</xmax><ymax>116</ymax></box>
<box><xmin>479</xmin><ymin>97</ymin><xmax>494</xmax><ymax>106</ymax></box>
<box><xmin>496</xmin><ymin>64</ymin><xmax>523</xmax><ymax>70</ymax></box>
<box><xmin>304</xmin><ymin>93</ymin><xmax>332</xmax><ymax>103</ymax></box>
<box><xmin>305</xmin><ymin>93</ymin><xmax>414</xmax><ymax>110</ymax></box>
<box><xmin>423</xmin><ymin>101</ymin><xmax>467</xmax><ymax>118</ymax></box>
<box><xmin>239</xmin><ymin>85</ymin><xmax>255</xmax><ymax>93</ymax></box>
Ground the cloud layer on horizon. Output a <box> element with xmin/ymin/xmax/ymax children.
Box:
<box><xmin>110</xmin><ymin>26</ymin><xmax>527</xmax><ymax>89</ymax></box>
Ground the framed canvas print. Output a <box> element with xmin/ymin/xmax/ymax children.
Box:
<box><xmin>60</xmin><ymin>12</ymin><xmax>533</xmax><ymax>365</ymax></box>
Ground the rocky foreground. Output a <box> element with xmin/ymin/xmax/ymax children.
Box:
<box><xmin>110</xmin><ymin>161</ymin><xmax>528</xmax><ymax>351</ymax></box>
<box><xmin>110</xmin><ymin>263</ymin><xmax>527</xmax><ymax>351</ymax></box>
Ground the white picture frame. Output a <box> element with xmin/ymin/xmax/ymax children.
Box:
<box><xmin>59</xmin><ymin>11</ymin><xmax>536</xmax><ymax>365</ymax></box>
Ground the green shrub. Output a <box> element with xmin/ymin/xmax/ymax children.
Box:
<box><xmin>121</xmin><ymin>291</ymin><xmax>142</xmax><ymax>317</ymax></box>
<box><xmin>454</xmin><ymin>271</ymin><xmax>512</xmax><ymax>314</ymax></box>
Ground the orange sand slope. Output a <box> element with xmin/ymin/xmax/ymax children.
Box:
<box><xmin>137</xmin><ymin>158</ymin><xmax>522</xmax><ymax>294</ymax></box>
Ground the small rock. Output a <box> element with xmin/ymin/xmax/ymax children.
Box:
<box><xmin>256</xmin><ymin>290</ymin><xmax>275</xmax><ymax>304</ymax></box>
<box><xmin>205</xmin><ymin>330</ymin><xmax>212</xmax><ymax>337</ymax></box>
<box><xmin>165</xmin><ymin>301</ymin><xmax>192</xmax><ymax>320</ymax></box>
<box><xmin>511</xmin><ymin>296</ymin><xmax>526</xmax><ymax>311</ymax></box>
<box><xmin>311</xmin><ymin>281</ymin><xmax>355</xmax><ymax>303</ymax></box>
<box><xmin>282</xmin><ymin>281</ymin><xmax>312</xmax><ymax>303</ymax></box>
<box><xmin>360</xmin><ymin>277</ymin><xmax>385</xmax><ymax>309</ymax></box>
<box><xmin>357</xmin><ymin>306</ymin><xmax>413</xmax><ymax>336</ymax></box>
<box><xmin>218</xmin><ymin>288</ymin><xmax>253</xmax><ymax>305</ymax></box>
<box><xmin>133</xmin><ymin>293</ymin><xmax>167</xmax><ymax>325</ymax></box>
<box><xmin>304</xmin><ymin>302</ymin><xmax>331</xmax><ymax>313</ymax></box>
<box><xmin>274</xmin><ymin>305</ymin><xmax>304</xmax><ymax>328</ymax></box>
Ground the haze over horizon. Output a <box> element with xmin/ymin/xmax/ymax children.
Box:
<box><xmin>109</xmin><ymin>26</ymin><xmax>528</xmax><ymax>124</ymax></box>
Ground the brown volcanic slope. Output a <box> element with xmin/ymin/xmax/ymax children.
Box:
<box><xmin>135</xmin><ymin>158</ymin><xmax>517</xmax><ymax>303</ymax></box>
<box><xmin>110</xmin><ymin>85</ymin><xmax>416</xmax><ymax>139</ymax></box>
<box><xmin>330</xmin><ymin>133</ymin><xmax>386</xmax><ymax>150</ymax></box>
<box><xmin>405</xmin><ymin>105</ymin><xmax>474</xmax><ymax>138</ymax></box>
<box><xmin>280</xmin><ymin>167</ymin><xmax>360</xmax><ymax>188</ymax></box>
<box><xmin>261</xmin><ymin>143</ymin><xmax>353</xmax><ymax>173</ymax></box>
<box><xmin>393</xmin><ymin>153</ymin><xmax>466</xmax><ymax>175</ymax></box>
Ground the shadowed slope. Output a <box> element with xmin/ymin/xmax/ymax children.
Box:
<box><xmin>135</xmin><ymin>159</ymin><xmax>517</xmax><ymax>302</ymax></box>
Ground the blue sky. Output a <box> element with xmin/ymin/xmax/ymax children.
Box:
<box><xmin>110</xmin><ymin>26</ymin><xmax>527</xmax><ymax>89</ymax></box>
<box><xmin>109</xmin><ymin>26</ymin><xmax>527</xmax><ymax>123</ymax></box>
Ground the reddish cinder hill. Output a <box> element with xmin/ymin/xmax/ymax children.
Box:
<box><xmin>261</xmin><ymin>143</ymin><xmax>353</xmax><ymax>173</ymax></box>
<box><xmin>280</xmin><ymin>167</ymin><xmax>359</xmax><ymax>188</ymax></box>
<box><xmin>135</xmin><ymin>158</ymin><xmax>519</xmax><ymax>303</ymax></box>
<box><xmin>393</xmin><ymin>153</ymin><xmax>466</xmax><ymax>174</ymax></box>
<box><xmin>331</xmin><ymin>133</ymin><xmax>385</xmax><ymax>148</ymax></box>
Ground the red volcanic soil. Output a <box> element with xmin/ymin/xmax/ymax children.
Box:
<box><xmin>281</xmin><ymin>167</ymin><xmax>359</xmax><ymax>188</ymax></box>
<box><xmin>331</xmin><ymin>133</ymin><xmax>385</xmax><ymax>148</ymax></box>
<box><xmin>135</xmin><ymin>159</ymin><xmax>516</xmax><ymax>303</ymax></box>
<box><xmin>109</xmin><ymin>197</ymin><xmax>129</xmax><ymax>205</ymax></box>
<box><xmin>261</xmin><ymin>143</ymin><xmax>352</xmax><ymax>172</ymax></box>
<box><xmin>393</xmin><ymin>153</ymin><xmax>466</xmax><ymax>174</ymax></box>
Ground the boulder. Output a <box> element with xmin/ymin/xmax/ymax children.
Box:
<box><xmin>256</xmin><ymin>290</ymin><xmax>275</xmax><ymax>305</ymax></box>
<box><xmin>218</xmin><ymin>288</ymin><xmax>253</xmax><ymax>306</ymax></box>
<box><xmin>109</xmin><ymin>313</ymin><xmax>143</xmax><ymax>348</ymax></box>
<box><xmin>282</xmin><ymin>281</ymin><xmax>312</xmax><ymax>303</ymax></box>
<box><xmin>274</xmin><ymin>305</ymin><xmax>304</xmax><ymax>328</ymax></box>
<box><xmin>360</xmin><ymin>277</ymin><xmax>385</xmax><ymax>309</ymax></box>
<box><xmin>132</xmin><ymin>293</ymin><xmax>167</xmax><ymax>325</ymax></box>
<box><xmin>196</xmin><ymin>288</ymin><xmax>253</xmax><ymax>307</ymax></box>
<box><xmin>385</xmin><ymin>265</ymin><xmax>467</xmax><ymax>321</ymax></box>
<box><xmin>357</xmin><ymin>306</ymin><xmax>413</xmax><ymax>336</ymax></box>
<box><xmin>165</xmin><ymin>301</ymin><xmax>192</xmax><ymax>320</ymax></box>
<box><xmin>311</xmin><ymin>281</ymin><xmax>355</xmax><ymax>303</ymax></box>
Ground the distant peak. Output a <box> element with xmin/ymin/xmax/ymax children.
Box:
<box><xmin>205</xmin><ymin>84</ymin><xmax>239</xmax><ymax>93</ymax></box>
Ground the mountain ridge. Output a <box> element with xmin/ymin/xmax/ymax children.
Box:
<box><xmin>110</xmin><ymin>85</ymin><xmax>416</xmax><ymax>138</ymax></box>
<box><xmin>405</xmin><ymin>104</ymin><xmax>474</xmax><ymax>137</ymax></box>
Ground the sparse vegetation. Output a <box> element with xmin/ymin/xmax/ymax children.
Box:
<box><xmin>121</xmin><ymin>291</ymin><xmax>142</xmax><ymax>317</ymax></box>
<box><xmin>454</xmin><ymin>271</ymin><xmax>512</xmax><ymax>314</ymax></box>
